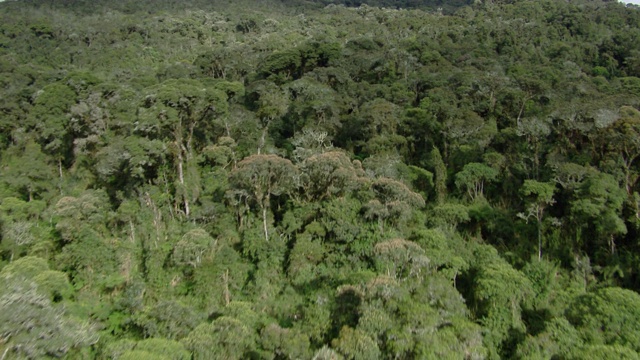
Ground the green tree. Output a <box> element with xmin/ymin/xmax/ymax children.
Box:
<box><xmin>287</xmin><ymin>77</ymin><xmax>343</xmax><ymax>136</ymax></box>
<box><xmin>518</xmin><ymin>180</ymin><xmax>556</xmax><ymax>260</ymax></box>
<box><xmin>134</xmin><ymin>300</ymin><xmax>200</xmax><ymax>340</ymax></box>
<box><xmin>172</xmin><ymin>228</ymin><xmax>216</xmax><ymax>269</ymax></box>
<box><xmin>229</xmin><ymin>154</ymin><xmax>296</xmax><ymax>242</ymax></box>
<box><xmin>182</xmin><ymin>317</ymin><xmax>256</xmax><ymax>360</ymax></box>
<box><xmin>137</xmin><ymin>79</ymin><xmax>228</xmax><ymax>217</ymax></box>
<box><xmin>604</xmin><ymin>106</ymin><xmax>640</xmax><ymax>195</ymax></box>
<box><xmin>566</xmin><ymin>287</ymin><xmax>640</xmax><ymax>353</ymax></box>
<box><xmin>260</xmin><ymin>323</ymin><xmax>311</xmax><ymax>359</ymax></box>
<box><xmin>365</xmin><ymin>177</ymin><xmax>425</xmax><ymax>232</ymax></box>
<box><xmin>571</xmin><ymin>172</ymin><xmax>627</xmax><ymax>255</ymax></box>
<box><xmin>514</xmin><ymin>318</ymin><xmax>583</xmax><ymax>359</ymax></box>
<box><xmin>332</xmin><ymin>326</ymin><xmax>381</xmax><ymax>360</ymax></box>
<box><xmin>299</xmin><ymin>151</ymin><xmax>364</xmax><ymax>202</ymax></box>
<box><xmin>431</xmin><ymin>147</ymin><xmax>448</xmax><ymax>204</ymax></box>
<box><xmin>135</xmin><ymin>338</ymin><xmax>190</xmax><ymax>360</ymax></box>
<box><xmin>372</xmin><ymin>238</ymin><xmax>429</xmax><ymax>280</ymax></box>
<box><xmin>0</xmin><ymin>257</ymin><xmax>98</xmax><ymax>359</ymax></box>
<box><xmin>455</xmin><ymin>162</ymin><xmax>498</xmax><ymax>201</ymax></box>
<box><xmin>29</xmin><ymin>82</ymin><xmax>77</xmax><ymax>172</ymax></box>
<box><xmin>0</xmin><ymin>140</ymin><xmax>55</xmax><ymax>201</ymax></box>
<box><xmin>472</xmin><ymin>247</ymin><xmax>533</xmax><ymax>358</ymax></box>
<box><xmin>246</xmin><ymin>81</ymin><xmax>289</xmax><ymax>154</ymax></box>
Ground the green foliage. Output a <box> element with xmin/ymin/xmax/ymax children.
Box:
<box><xmin>518</xmin><ymin>180</ymin><xmax>556</xmax><ymax>259</ymax></box>
<box><xmin>472</xmin><ymin>253</ymin><xmax>533</xmax><ymax>357</ymax></box>
<box><xmin>515</xmin><ymin>318</ymin><xmax>583</xmax><ymax>359</ymax></box>
<box><xmin>120</xmin><ymin>350</ymin><xmax>171</xmax><ymax>360</ymax></box>
<box><xmin>1</xmin><ymin>140</ymin><xmax>55</xmax><ymax>201</ymax></box>
<box><xmin>260</xmin><ymin>323</ymin><xmax>311</xmax><ymax>359</ymax></box>
<box><xmin>33</xmin><ymin>270</ymin><xmax>74</xmax><ymax>302</ymax></box>
<box><xmin>1</xmin><ymin>1</ymin><xmax>640</xmax><ymax>358</ymax></box>
<box><xmin>566</xmin><ymin>345</ymin><xmax>640</xmax><ymax>360</ymax></box>
<box><xmin>182</xmin><ymin>317</ymin><xmax>257</xmax><ymax>360</ymax></box>
<box><xmin>0</xmin><ymin>276</ymin><xmax>97</xmax><ymax>359</ymax></box>
<box><xmin>566</xmin><ymin>287</ymin><xmax>640</xmax><ymax>352</ymax></box>
<box><xmin>571</xmin><ymin>171</ymin><xmax>627</xmax><ymax>254</ymax></box>
<box><xmin>455</xmin><ymin>162</ymin><xmax>498</xmax><ymax>201</ymax></box>
<box><xmin>373</xmin><ymin>238</ymin><xmax>429</xmax><ymax>279</ymax></box>
<box><xmin>172</xmin><ymin>228</ymin><xmax>216</xmax><ymax>269</ymax></box>
<box><xmin>0</xmin><ymin>255</ymin><xmax>49</xmax><ymax>279</ymax></box>
<box><xmin>332</xmin><ymin>326</ymin><xmax>381</xmax><ymax>360</ymax></box>
<box><xmin>135</xmin><ymin>338</ymin><xmax>190</xmax><ymax>360</ymax></box>
<box><xmin>299</xmin><ymin>151</ymin><xmax>364</xmax><ymax>201</ymax></box>
<box><xmin>431</xmin><ymin>147</ymin><xmax>448</xmax><ymax>204</ymax></box>
<box><xmin>134</xmin><ymin>300</ymin><xmax>201</xmax><ymax>340</ymax></box>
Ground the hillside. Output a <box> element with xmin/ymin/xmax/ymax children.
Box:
<box><xmin>1</xmin><ymin>0</ymin><xmax>640</xmax><ymax>358</ymax></box>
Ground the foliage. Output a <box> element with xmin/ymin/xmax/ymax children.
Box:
<box><xmin>0</xmin><ymin>0</ymin><xmax>639</xmax><ymax>358</ymax></box>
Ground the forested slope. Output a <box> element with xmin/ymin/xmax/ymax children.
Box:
<box><xmin>1</xmin><ymin>0</ymin><xmax>640</xmax><ymax>358</ymax></box>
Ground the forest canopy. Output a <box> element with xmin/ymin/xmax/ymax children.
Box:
<box><xmin>0</xmin><ymin>0</ymin><xmax>639</xmax><ymax>358</ymax></box>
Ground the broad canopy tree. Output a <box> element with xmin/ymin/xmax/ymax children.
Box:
<box><xmin>229</xmin><ymin>154</ymin><xmax>296</xmax><ymax>242</ymax></box>
<box><xmin>137</xmin><ymin>78</ymin><xmax>228</xmax><ymax>217</ymax></box>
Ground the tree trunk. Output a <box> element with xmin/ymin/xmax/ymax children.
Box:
<box><xmin>258</xmin><ymin>123</ymin><xmax>269</xmax><ymax>155</ymax></box>
<box><xmin>262</xmin><ymin>206</ymin><xmax>269</xmax><ymax>242</ymax></box>
<box><xmin>223</xmin><ymin>269</ymin><xmax>231</xmax><ymax>306</ymax></box>
<box><xmin>610</xmin><ymin>235</ymin><xmax>616</xmax><ymax>255</ymax></box>
<box><xmin>129</xmin><ymin>220</ymin><xmax>136</xmax><ymax>244</ymax></box>
<box><xmin>176</xmin><ymin>148</ymin><xmax>190</xmax><ymax>217</ymax></box>
<box><xmin>58</xmin><ymin>159</ymin><xmax>64</xmax><ymax>195</ymax></box>
<box><xmin>537</xmin><ymin>221</ymin><xmax>542</xmax><ymax>261</ymax></box>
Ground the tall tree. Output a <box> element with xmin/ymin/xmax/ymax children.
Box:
<box><xmin>229</xmin><ymin>154</ymin><xmax>296</xmax><ymax>242</ymax></box>
<box><xmin>518</xmin><ymin>180</ymin><xmax>556</xmax><ymax>260</ymax></box>
<box><xmin>570</xmin><ymin>171</ymin><xmax>627</xmax><ymax>255</ymax></box>
<box><xmin>137</xmin><ymin>79</ymin><xmax>228</xmax><ymax>217</ymax></box>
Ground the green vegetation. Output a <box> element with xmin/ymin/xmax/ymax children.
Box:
<box><xmin>1</xmin><ymin>0</ymin><xmax>640</xmax><ymax>358</ymax></box>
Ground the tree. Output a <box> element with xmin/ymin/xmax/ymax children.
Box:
<box><xmin>604</xmin><ymin>106</ymin><xmax>640</xmax><ymax>195</ymax></box>
<box><xmin>514</xmin><ymin>318</ymin><xmax>583</xmax><ymax>359</ymax></box>
<box><xmin>287</xmin><ymin>77</ymin><xmax>343</xmax><ymax>136</ymax></box>
<box><xmin>518</xmin><ymin>180</ymin><xmax>556</xmax><ymax>260</ymax></box>
<box><xmin>570</xmin><ymin>172</ymin><xmax>627</xmax><ymax>255</ymax></box>
<box><xmin>442</xmin><ymin>109</ymin><xmax>492</xmax><ymax>162</ymax></box>
<box><xmin>312</xmin><ymin>346</ymin><xmax>344</xmax><ymax>360</ymax></box>
<box><xmin>365</xmin><ymin>177</ymin><xmax>425</xmax><ymax>232</ymax></box>
<box><xmin>137</xmin><ymin>79</ymin><xmax>228</xmax><ymax>217</ymax></box>
<box><xmin>455</xmin><ymin>162</ymin><xmax>498</xmax><ymax>201</ymax></box>
<box><xmin>516</xmin><ymin>116</ymin><xmax>551</xmax><ymax>180</ymax></box>
<box><xmin>0</xmin><ymin>140</ymin><xmax>55</xmax><ymax>201</ymax></box>
<box><xmin>134</xmin><ymin>338</ymin><xmax>191</xmax><ymax>360</ymax></box>
<box><xmin>431</xmin><ymin>147</ymin><xmax>448</xmax><ymax>204</ymax></box>
<box><xmin>194</xmin><ymin>45</ymin><xmax>251</xmax><ymax>81</ymax></box>
<box><xmin>0</xmin><ymin>257</ymin><xmax>97</xmax><ymax>359</ymax></box>
<box><xmin>29</xmin><ymin>82</ymin><xmax>77</xmax><ymax>173</ymax></box>
<box><xmin>259</xmin><ymin>323</ymin><xmax>311</xmax><ymax>359</ymax></box>
<box><xmin>359</xmin><ymin>98</ymin><xmax>403</xmax><ymax>155</ymax></box>
<box><xmin>566</xmin><ymin>287</ymin><xmax>640</xmax><ymax>353</ymax></box>
<box><xmin>472</xmin><ymin>248</ymin><xmax>533</xmax><ymax>358</ymax></box>
<box><xmin>291</xmin><ymin>128</ymin><xmax>334</xmax><ymax>163</ymax></box>
<box><xmin>229</xmin><ymin>154</ymin><xmax>296</xmax><ymax>241</ymax></box>
<box><xmin>246</xmin><ymin>81</ymin><xmax>289</xmax><ymax>154</ymax></box>
<box><xmin>373</xmin><ymin>238</ymin><xmax>429</xmax><ymax>280</ymax></box>
<box><xmin>566</xmin><ymin>345</ymin><xmax>640</xmax><ymax>360</ymax></box>
<box><xmin>172</xmin><ymin>228</ymin><xmax>217</xmax><ymax>269</ymax></box>
<box><xmin>182</xmin><ymin>317</ymin><xmax>256</xmax><ymax>360</ymax></box>
<box><xmin>332</xmin><ymin>326</ymin><xmax>381</xmax><ymax>360</ymax></box>
<box><xmin>287</xmin><ymin>223</ymin><xmax>326</xmax><ymax>286</ymax></box>
<box><xmin>0</xmin><ymin>197</ymin><xmax>45</xmax><ymax>262</ymax></box>
<box><xmin>299</xmin><ymin>151</ymin><xmax>364</xmax><ymax>202</ymax></box>
<box><xmin>134</xmin><ymin>300</ymin><xmax>200</xmax><ymax>340</ymax></box>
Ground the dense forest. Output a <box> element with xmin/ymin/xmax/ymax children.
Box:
<box><xmin>1</xmin><ymin>0</ymin><xmax>640</xmax><ymax>358</ymax></box>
